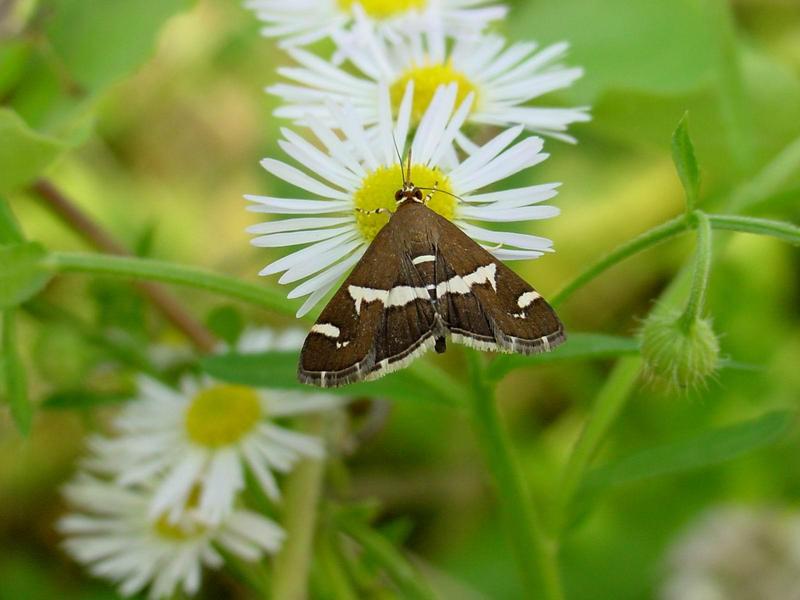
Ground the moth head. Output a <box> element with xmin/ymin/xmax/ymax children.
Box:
<box><xmin>395</xmin><ymin>182</ymin><xmax>423</xmax><ymax>204</ymax></box>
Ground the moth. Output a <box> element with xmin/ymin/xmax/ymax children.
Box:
<box><xmin>298</xmin><ymin>160</ymin><xmax>565</xmax><ymax>388</ymax></box>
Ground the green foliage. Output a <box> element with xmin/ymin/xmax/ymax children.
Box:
<box><xmin>9</xmin><ymin>0</ymin><xmax>194</xmax><ymax>135</ymax></box>
<box><xmin>0</xmin><ymin>109</ymin><xmax>65</xmax><ymax>194</ymax></box>
<box><xmin>0</xmin><ymin>241</ymin><xmax>50</xmax><ymax>310</ymax></box>
<box><xmin>41</xmin><ymin>388</ymin><xmax>130</xmax><ymax>410</ymax></box>
<box><xmin>671</xmin><ymin>113</ymin><xmax>700</xmax><ymax>211</ymax></box>
<box><xmin>581</xmin><ymin>411</ymin><xmax>795</xmax><ymax>496</ymax></box>
<box><xmin>206</xmin><ymin>305</ymin><xmax>245</xmax><ymax>346</ymax></box>
<box><xmin>487</xmin><ymin>333</ymin><xmax>640</xmax><ymax>381</ymax></box>
<box><xmin>1</xmin><ymin>310</ymin><xmax>32</xmax><ymax>434</ymax></box>
<box><xmin>0</xmin><ymin>198</ymin><xmax>24</xmax><ymax>244</ymax></box>
<box><xmin>201</xmin><ymin>351</ymin><xmax>462</xmax><ymax>407</ymax></box>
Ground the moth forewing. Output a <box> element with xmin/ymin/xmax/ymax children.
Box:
<box><xmin>298</xmin><ymin>201</ymin><xmax>564</xmax><ymax>388</ymax></box>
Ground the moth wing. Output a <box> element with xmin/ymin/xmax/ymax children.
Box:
<box><xmin>298</xmin><ymin>222</ymin><xmax>438</xmax><ymax>387</ymax></box>
<box><xmin>432</xmin><ymin>215</ymin><xmax>565</xmax><ymax>354</ymax></box>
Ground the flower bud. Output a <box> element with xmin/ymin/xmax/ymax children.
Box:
<box><xmin>639</xmin><ymin>310</ymin><xmax>720</xmax><ymax>391</ymax></box>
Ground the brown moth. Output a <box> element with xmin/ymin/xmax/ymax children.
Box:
<box><xmin>298</xmin><ymin>168</ymin><xmax>565</xmax><ymax>388</ymax></box>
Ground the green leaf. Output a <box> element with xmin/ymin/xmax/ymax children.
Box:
<box><xmin>580</xmin><ymin>411</ymin><xmax>795</xmax><ymax>496</ymax></box>
<box><xmin>487</xmin><ymin>334</ymin><xmax>640</xmax><ymax>381</ymax></box>
<box><xmin>0</xmin><ymin>109</ymin><xmax>65</xmax><ymax>194</ymax></box>
<box><xmin>0</xmin><ymin>198</ymin><xmax>25</xmax><ymax>245</ymax></box>
<box><xmin>0</xmin><ymin>242</ymin><xmax>51</xmax><ymax>309</ymax></box>
<box><xmin>41</xmin><ymin>389</ymin><xmax>130</xmax><ymax>410</ymax></box>
<box><xmin>708</xmin><ymin>214</ymin><xmax>800</xmax><ymax>246</ymax></box>
<box><xmin>2</xmin><ymin>310</ymin><xmax>33</xmax><ymax>434</ymax></box>
<box><xmin>11</xmin><ymin>0</ymin><xmax>193</xmax><ymax>135</ymax></box>
<box><xmin>201</xmin><ymin>351</ymin><xmax>458</xmax><ymax>407</ymax></box>
<box><xmin>672</xmin><ymin>113</ymin><xmax>701</xmax><ymax>211</ymax></box>
<box><xmin>511</xmin><ymin>0</ymin><xmax>716</xmax><ymax>102</ymax></box>
<box><xmin>206</xmin><ymin>305</ymin><xmax>245</xmax><ymax>347</ymax></box>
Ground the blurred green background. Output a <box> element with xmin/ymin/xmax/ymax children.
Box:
<box><xmin>1</xmin><ymin>0</ymin><xmax>799</xmax><ymax>598</ymax></box>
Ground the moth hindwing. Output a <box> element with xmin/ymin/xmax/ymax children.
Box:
<box><xmin>298</xmin><ymin>201</ymin><xmax>565</xmax><ymax>388</ymax></box>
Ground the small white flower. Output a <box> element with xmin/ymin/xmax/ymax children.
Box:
<box><xmin>85</xmin><ymin>331</ymin><xmax>343</xmax><ymax>526</ymax></box>
<box><xmin>246</xmin><ymin>0</ymin><xmax>507</xmax><ymax>48</ymax></box>
<box><xmin>247</xmin><ymin>83</ymin><xmax>560</xmax><ymax>316</ymax></box>
<box><xmin>59</xmin><ymin>473</ymin><xmax>284</xmax><ymax>600</ymax></box>
<box><xmin>270</xmin><ymin>23</ymin><xmax>589</xmax><ymax>142</ymax></box>
<box><xmin>661</xmin><ymin>506</ymin><xmax>800</xmax><ymax>600</ymax></box>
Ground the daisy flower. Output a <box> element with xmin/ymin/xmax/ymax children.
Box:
<box><xmin>269</xmin><ymin>22</ymin><xmax>589</xmax><ymax>142</ymax></box>
<box><xmin>247</xmin><ymin>83</ymin><xmax>560</xmax><ymax>317</ymax></box>
<box><xmin>661</xmin><ymin>506</ymin><xmax>800</xmax><ymax>600</ymax></box>
<box><xmin>246</xmin><ymin>0</ymin><xmax>507</xmax><ymax>48</ymax></box>
<box><xmin>59</xmin><ymin>473</ymin><xmax>284</xmax><ymax>600</ymax></box>
<box><xmin>86</xmin><ymin>331</ymin><xmax>344</xmax><ymax>526</ymax></box>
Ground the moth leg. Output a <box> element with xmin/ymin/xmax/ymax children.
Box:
<box><xmin>422</xmin><ymin>181</ymin><xmax>439</xmax><ymax>206</ymax></box>
<box><xmin>355</xmin><ymin>207</ymin><xmax>394</xmax><ymax>216</ymax></box>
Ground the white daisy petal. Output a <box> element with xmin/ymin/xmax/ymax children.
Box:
<box><xmin>287</xmin><ymin>248</ymin><xmax>365</xmax><ymax>299</ymax></box>
<box><xmin>266</xmin><ymin>22</ymin><xmax>586</xmax><ymax>141</ymax></box>
<box><xmin>246</xmin><ymin>196</ymin><xmax>351</xmax><ymax>215</ymax></box>
<box><xmin>260</xmin><ymin>159</ymin><xmax>349</xmax><ymax>200</ymax></box>
<box><xmin>251</xmin><ymin>225</ymin><xmax>354</xmax><ymax>248</ymax></box>
<box><xmin>460</xmin><ymin>205</ymin><xmax>561</xmax><ymax>222</ymax></box>
<box><xmin>458</xmin><ymin>222</ymin><xmax>554</xmax><ymax>252</ymax></box>
<box><xmin>60</xmin><ymin>474</ymin><xmax>284</xmax><ymax>600</ymax></box>
<box><xmin>279</xmin><ymin>238</ymin><xmax>363</xmax><ymax>284</ymax></box>
<box><xmin>259</xmin><ymin>231</ymin><xmax>359</xmax><ymax>277</ymax></box>
<box><xmin>246</xmin><ymin>216</ymin><xmax>352</xmax><ymax>235</ymax></box>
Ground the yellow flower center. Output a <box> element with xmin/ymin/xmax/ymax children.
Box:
<box><xmin>155</xmin><ymin>515</ymin><xmax>206</xmax><ymax>540</ymax></box>
<box><xmin>185</xmin><ymin>385</ymin><xmax>262</xmax><ymax>447</ymax></box>
<box><xmin>390</xmin><ymin>63</ymin><xmax>478</xmax><ymax>124</ymax></box>
<box><xmin>353</xmin><ymin>164</ymin><xmax>456</xmax><ymax>241</ymax></box>
<box><xmin>338</xmin><ymin>0</ymin><xmax>426</xmax><ymax>19</ymax></box>
<box><xmin>154</xmin><ymin>488</ymin><xmax>205</xmax><ymax>540</ymax></box>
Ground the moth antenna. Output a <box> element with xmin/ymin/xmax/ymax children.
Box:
<box><xmin>406</xmin><ymin>145</ymin><xmax>413</xmax><ymax>183</ymax></box>
<box><xmin>416</xmin><ymin>187</ymin><xmax>465</xmax><ymax>204</ymax></box>
<box><xmin>391</xmin><ymin>133</ymin><xmax>406</xmax><ymax>186</ymax></box>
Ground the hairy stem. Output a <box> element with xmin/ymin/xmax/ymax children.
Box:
<box><xmin>466</xmin><ymin>351</ymin><xmax>563</xmax><ymax>600</ymax></box>
<box><xmin>679</xmin><ymin>212</ymin><xmax>713</xmax><ymax>331</ymax></box>
<box><xmin>31</xmin><ymin>180</ymin><xmax>216</xmax><ymax>352</ymax></box>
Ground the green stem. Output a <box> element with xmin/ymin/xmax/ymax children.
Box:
<box><xmin>708</xmin><ymin>214</ymin><xmax>800</xmax><ymax>246</ymax></box>
<box><xmin>2</xmin><ymin>309</ymin><xmax>33</xmax><ymax>434</ymax></box>
<box><xmin>704</xmin><ymin>0</ymin><xmax>754</xmax><ymax>174</ymax></box>
<box><xmin>465</xmin><ymin>351</ymin><xmax>563</xmax><ymax>600</ymax></box>
<box><xmin>554</xmin><ymin>357</ymin><xmax>642</xmax><ymax>532</ymax></box>
<box><xmin>316</xmin><ymin>528</ymin><xmax>359</xmax><ymax>600</ymax></box>
<box><xmin>726</xmin><ymin>134</ymin><xmax>800</xmax><ymax>213</ymax></box>
<box><xmin>44</xmin><ymin>251</ymin><xmax>300</xmax><ymax>320</ymax></box>
<box><xmin>678</xmin><ymin>212</ymin><xmax>713</xmax><ymax>331</ymax></box>
<box><xmin>551</xmin><ymin>215</ymin><xmax>690</xmax><ymax>307</ymax></box>
<box><xmin>334</xmin><ymin>516</ymin><xmax>437</xmax><ymax>600</ymax></box>
<box><xmin>271</xmin><ymin>419</ymin><xmax>326</xmax><ymax>600</ymax></box>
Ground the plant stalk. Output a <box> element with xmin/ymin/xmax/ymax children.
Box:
<box><xmin>466</xmin><ymin>351</ymin><xmax>563</xmax><ymax>600</ymax></box>
<box><xmin>31</xmin><ymin>179</ymin><xmax>217</xmax><ymax>352</ymax></box>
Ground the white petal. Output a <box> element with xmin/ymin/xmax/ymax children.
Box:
<box><xmin>246</xmin><ymin>196</ymin><xmax>351</xmax><ymax>215</ymax></box>
<box><xmin>279</xmin><ymin>238</ymin><xmax>363</xmax><ymax>284</ymax></box>
<box><xmin>260</xmin><ymin>159</ymin><xmax>349</xmax><ymax>200</ymax></box>
<box><xmin>251</xmin><ymin>225</ymin><xmax>354</xmax><ymax>248</ymax></box>
<box><xmin>457</xmin><ymin>137</ymin><xmax>547</xmax><ymax>193</ymax></box>
<box><xmin>259</xmin><ymin>231</ymin><xmax>358</xmax><ymax>276</ymax></box>
<box><xmin>458</xmin><ymin>222</ymin><xmax>553</xmax><ymax>251</ymax></box>
<box><xmin>449</xmin><ymin>125</ymin><xmax>524</xmax><ymax>183</ymax></box>
<box><xmin>287</xmin><ymin>248</ymin><xmax>364</xmax><ymax>299</ymax></box>
<box><xmin>246</xmin><ymin>216</ymin><xmax>352</xmax><ymax>235</ymax></box>
<box><xmin>460</xmin><ymin>205</ymin><xmax>560</xmax><ymax>221</ymax></box>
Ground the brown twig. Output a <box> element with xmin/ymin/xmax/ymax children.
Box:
<box><xmin>31</xmin><ymin>179</ymin><xmax>217</xmax><ymax>353</ymax></box>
